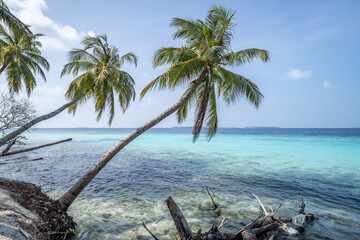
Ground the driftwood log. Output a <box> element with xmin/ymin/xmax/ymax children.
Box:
<box><xmin>144</xmin><ymin>193</ymin><xmax>316</xmax><ymax>240</ymax></box>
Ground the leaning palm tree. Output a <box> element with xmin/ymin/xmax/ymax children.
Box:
<box><xmin>0</xmin><ymin>25</ymin><xmax>49</xmax><ymax>95</ymax></box>
<box><xmin>0</xmin><ymin>34</ymin><xmax>137</xmax><ymax>146</ymax></box>
<box><xmin>57</xmin><ymin>5</ymin><xmax>270</xmax><ymax>211</ymax></box>
<box><xmin>0</xmin><ymin>0</ymin><xmax>33</xmax><ymax>40</ymax></box>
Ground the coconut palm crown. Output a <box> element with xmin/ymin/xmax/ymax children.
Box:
<box><xmin>0</xmin><ymin>25</ymin><xmax>49</xmax><ymax>95</ymax></box>
<box><xmin>61</xmin><ymin>34</ymin><xmax>137</xmax><ymax>125</ymax></box>
<box><xmin>141</xmin><ymin>5</ymin><xmax>270</xmax><ymax>141</ymax></box>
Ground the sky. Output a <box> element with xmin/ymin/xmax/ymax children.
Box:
<box><xmin>1</xmin><ymin>0</ymin><xmax>359</xmax><ymax>128</ymax></box>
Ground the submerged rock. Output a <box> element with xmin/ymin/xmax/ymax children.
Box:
<box><xmin>0</xmin><ymin>178</ymin><xmax>76</xmax><ymax>240</ymax></box>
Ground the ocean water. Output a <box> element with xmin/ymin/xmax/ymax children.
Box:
<box><xmin>1</xmin><ymin>128</ymin><xmax>360</xmax><ymax>239</ymax></box>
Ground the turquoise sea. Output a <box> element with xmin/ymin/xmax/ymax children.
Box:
<box><xmin>1</xmin><ymin>128</ymin><xmax>360</xmax><ymax>239</ymax></box>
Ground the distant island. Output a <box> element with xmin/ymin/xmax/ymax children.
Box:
<box><xmin>172</xmin><ymin>126</ymin><xmax>281</xmax><ymax>129</ymax></box>
<box><xmin>244</xmin><ymin>126</ymin><xmax>280</xmax><ymax>128</ymax></box>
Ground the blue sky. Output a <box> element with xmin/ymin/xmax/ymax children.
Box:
<box><xmin>1</xmin><ymin>0</ymin><xmax>360</xmax><ymax>128</ymax></box>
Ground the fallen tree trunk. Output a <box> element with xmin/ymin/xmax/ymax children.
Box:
<box><xmin>1</xmin><ymin>138</ymin><xmax>72</xmax><ymax>156</ymax></box>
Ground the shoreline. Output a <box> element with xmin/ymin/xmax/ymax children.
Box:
<box><xmin>0</xmin><ymin>178</ymin><xmax>316</xmax><ymax>240</ymax></box>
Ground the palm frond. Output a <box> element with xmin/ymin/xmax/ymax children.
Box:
<box><xmin>141</xmin><ymin>58</ymin><xmax>205</xmax><ymax>99</ymax></box>
<box><xmin>215</xmin><ymin>67</ymin><xmax>263</xmax><ymax>107</ymax></box>
<box><xmin>205</xmin><ymin>81</ymin><xmax>218</xmax><ymax>140</ymax></box>
<box><xmin>0</xmin><ymin>5</ymin><xmax>33</xmax><ymax>40</ymax></box>
<box><xmin>119</xmin><ymin>52</ymin><xmax>138</xmax><ymax>67</ymax></box>
<box><xmin>153</xmin><ymin>47</ymin><xmax>197</xmax><ymax>68</ymax></box>
<box><xmin>0</xmin><ymin>26</ymin><xmax>48</xmax><ymax>95</ymax></box>
<box><xmin>221</xmin><ymin>48</ymin><xmax>270</xmax><ymax>66</ymax></box>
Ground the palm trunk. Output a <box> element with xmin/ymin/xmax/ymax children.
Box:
<box><xmin>58</xmin><ymin>69</ymin><xmax>208</xmax><ymax>211</ymax></box>
<box><xmin>0</xmin><ymin>95</ymin><xmax>83</xmax><ymax>147</ymax></box>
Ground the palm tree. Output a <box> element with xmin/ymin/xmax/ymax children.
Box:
<box><xmin>0</xmin><ymin>0</ymin><xmax>33</xmax><ymax>40</ymax></box>
<box><xmin>57</xmin><ymin>5</ymin><xmax>270</xmax><ymax>211</ymax></box>
<box><xmin>0</xmin><ymin>25</ymin><xmax>49</xmax><ymax>95</ymax></box>
<box><xmin>61</xmin><ymin>34</ymin><xmax>137</xmax><ymax>125</ymax></box>
<box><xmin>0</xmin><ymin>34</ymin><xmax>137</xmax><ymax>146</ymax></box>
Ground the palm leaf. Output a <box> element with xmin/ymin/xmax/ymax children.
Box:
<box><xmin>215</xmin><ymin>66</ymin><xmax>263</xmax><ymax>107</ymax></box>
<box><xmin>205</xmin><ymin>81</ymin><xmax>218</xmax><ymax>140</ymax></box>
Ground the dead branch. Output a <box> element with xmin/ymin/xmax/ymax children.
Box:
<box><xmin>217</xmin><ymin>216</ymin><xmax>231</xmax><ymax>231</ymax></box>
<box><xmin>1</xmin><ymin>138</ymin><xmax>72</xmax><ymax>156</ymax></box>
<box><xmin>165</xmin><ymin>193</ymin><xmax>316</xmax><ymax>240</ymax></box>
<box><xmin>271</xmin><ymin>204</ymin><xmax>282</xmax><ymax>217</ymax></box>
<box><xmin>252</xmin><ymin>222</ymin><xmax>280</xmax><ymax>236</ymax></box>
<box><xmin>299</xmin><ymin>197</ymin><xmax>305</xmax><ymax>214</ymax></box>
<box><xmin>205</xmin><ymin>185</ymin><xmax>220</xmax><ymax>216</ymax></box>
<box><xmin>142</xmin><ymin>221</ymin><xmax>159</xmax><ymax>240</ymax></box>
<box><xmin>253</xmin><ymin>194</ymin><xmax>268</xmax><ymax>217</ymax></box>
<box><xmin>0</xmin><ymin>157</ymin><xmax>43</xmax><ymax>165</ymax></box>
<box><xmin>234</xmin><ymin>214</ymin><xmax>263</xmax><ymax>235</ymax></box>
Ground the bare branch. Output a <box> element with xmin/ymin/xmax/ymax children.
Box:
<box><xmin>271</xmin><ymin>204</ymin><xmax>282</xmax><ymax>217</ymax></box>
<box><xmin>142</xmin><ymin>222</ymin><xmax>159</xmax><ymax>240</ymax></box>
<box><xmin>0</xmin><ymin>93</ymin><xmax>36</xmax><ymax>149</ymax></box>
<box><xmin>217</xmin><ymin>216</ymin><xmax>231</xmax><ymax>230</ymax></box>
<box><xmin>253</xmin><ymin>194</ymin><xmax>268</xmax><ymax>217</ymax></box>
<box><xmin>205</xmin><ymin>185</ymin><xmax>220</xmax><ymax>216</ymax></box>
<box><xmin>1</xmin><ymin>138</ymin><xmax>72</xmax><ymax>156</ymax></box>
<box><xmin>299</xmin><ymin>197</ymin><xmax>305</xmax><ymax>214</ymax></box>
<box><xmin>234</xmin><ymin>214</ymin><xmax>263</xmax><ymax>235</ymax></box>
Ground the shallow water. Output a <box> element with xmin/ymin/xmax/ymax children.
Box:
<box><xmin>1</xmin><ymin>128</ymin><xmax>360</xmax><ymax>239</ymax></box>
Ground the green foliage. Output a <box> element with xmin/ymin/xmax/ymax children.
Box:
<box><xmin>0</xmin><ymin>25</ymin><xmax>49</xmax><ymax>95</ymax></box>
<box><xmin>61</xmin><ymin>34</ymin><xmax>137</xmax><ymax>125</ymax></box>
<box><xmin>0</xmin><ymin>1</ymin><xmax>33</xmax><ymax>41</ymax></box>
<box><xmin>141</xmin><ymin>5</ymin><xmax>270</xmax><ymax>141</ymax></box>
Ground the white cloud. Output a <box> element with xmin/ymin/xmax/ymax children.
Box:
<box><xmin>6</xmin><ymin>0</ymin><xmax>94</xmax><ymax>51</ymax></box>
<box><xmin>87</xmin><ymin>31</ymin><xmax>95</xmax><ymax>37</ymax></box>
<box><xmin>285</xmin><ymin>69</ymin><xmax>312</xmax><ymax>80</ymax></box>
<box><xmin>143</xmin><ymin>73</ymin><xmax>151</xmax><ymax>79</ymax></box>
<box><xmin>40</xmin><ymin>36</ymin><xmax>70</xmax><ymax>51</ymax></box>
<box><xmin>322</xmin><ymin>80</ymin><xmax>336</xmax><ymax>89</ymax></box>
